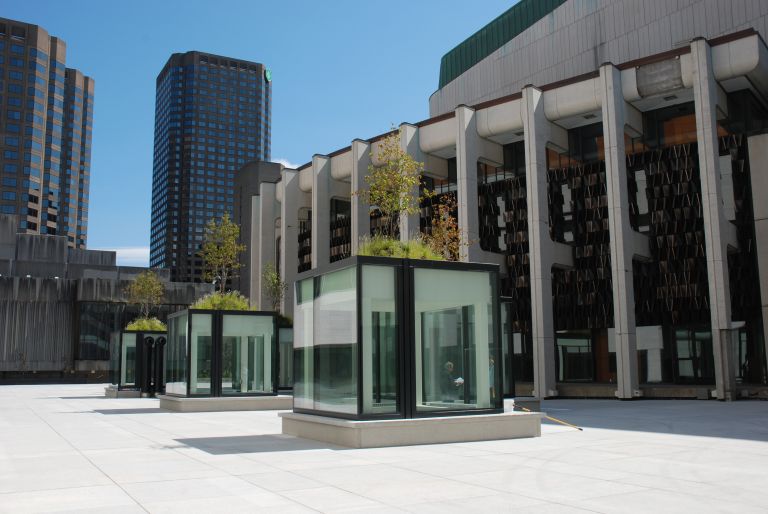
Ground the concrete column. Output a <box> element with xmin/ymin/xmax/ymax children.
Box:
<box><xmin>399</xmin><ymin>123</ymin><xmax>421</xmax><ymax>241</ymax></box>
<box><xmin>691</xmin><ymin>38</ymin><xmax>737</xmax><ymax>400</ymax></box>
<box><xmin>747</xmin><ymin>134</ymin><xmax>768</xmax><ymax>379</ymax></box>
<box><xmin>455</xmin><ymin>105</ymin><xmax>482</xmax><ymax>262</ymax></box>
<box><xmin>522</xmin><ymin>86</ymin><xmax>569</xmax><ymax>400</ymax></box>
<box><xmin>280</xmin><ymin>169</ymin><xmax>300</xmax><ymax>317</ymax></box>
<box><xmin>311</xmin><ymin>155</ymin><xmax>331</xmax><ymax>269</ymax></box>
<box><xmin>246</xmin><ymin>195</ymin><xmax>260</xmax><ymax>306</ymax></box>
<box><xmin>599</xmin><ymin>64</ymin><xmax>641</xmax><ymax>399</ymax></box>
<box><xmin>351</xmin><ymin>139</ymin><xmax>371</xmax><ymax>253</ymax></box>
<box><xmin>257</xmin><ymin>181</ymin><xmax>277</xmax><ymax>311</ymax></box>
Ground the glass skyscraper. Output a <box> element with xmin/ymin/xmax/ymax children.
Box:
<box><xmin>0</xmin><ymin>18</ymin><xmax>94</xmax><ymax>248</ymax></box>
<box><xmin>149</xmin><ymin>51</ymin><xmax>271</xmax><ymax>282</ymax></box>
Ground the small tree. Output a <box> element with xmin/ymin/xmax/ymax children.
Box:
<box><xmin>356</xmin><ymin>127</ymin><xmax>428</xmax><ymax>238</ymax></box>
<box><xmin>200</xmin><ymin>213</ymin><xmax>246</xmax><ymax>294</ymax></box>
<box><xmin>423</xmin><ymin>194</ymin><xmax>462</xmax><ymax>261</ymax></box>
<box><xmin>125</xmin><ymin>270</ymin><xmax>165</xmax><ymax>319</ymax></box>
<box><xmin>261</xmin><ymin>262</ymin><xmax>286</xmax><ymax>312</ymax></box>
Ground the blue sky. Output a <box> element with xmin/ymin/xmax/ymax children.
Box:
<box><xmin>4</xmin><ymin>0</ymin><xmax>515</xmax><ymax>266</ymax></box>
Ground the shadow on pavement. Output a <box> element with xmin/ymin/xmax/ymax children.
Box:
<box><xmin>175</xmin><ymin>434</ymin><xmax>342</xmax><ymax>454</ymax></box>
<box><xmin>539</xmin><ymin>399</ymin><xmax>768</xmax><ymax>442</ymax></box>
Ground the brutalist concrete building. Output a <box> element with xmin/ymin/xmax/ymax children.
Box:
<box><xmin>0</xmin><ymin>214</ymin><xmax>211</xmax><ymax>381</ymax></box>
<box><xmin>242</xmin><ymin>0</ymin><xmax>768</xmax><ymax>401</ymax></box>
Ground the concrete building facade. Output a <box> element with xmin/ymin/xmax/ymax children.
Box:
<box><xmin>242</xmin><ymin>1</ymin><xmax>768</xmax><ymax>400</ymax></box>
<box><xmin>149</xmin><ymin>51</ymin><xmax>271</xmax><ymax>283</ymax></box>
<box><xmin>0</xmin><ymin>17</ymin><xmax>94</xmax><ymax>248</ymax></box>
<box><xmin>0</xmin><ymin>214</ymin><xmax>211</xmax><ymax>381</ymax></box>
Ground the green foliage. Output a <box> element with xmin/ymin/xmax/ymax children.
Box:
<box><xmin>277</xmin><ymin>314</ymin><xmax>293</xmax><ymax>328</ymax></box>
<box><xmin>191</xmin><ymin>291</ymin><xmax>251</xmax><ymax>311</ymax></box>
<box><xmin>124</xmin><ymin>270</ymin><xmax>165</xmax><ymax>318</ymax></box>
<box><xmin>355</xmin><ymin>127</ymin><xmax>431</xmax><ymax>237</ymax></box>
<box><xmin>423</xmin><ymin>194</ymin><xmax>463</xmax><ymax>261</ymax></box>
<box><xmin>126</xmin><ymin>317</ymin><xmax>167</xmax><ymax>332</ymax></box>
<box><xmin>199</xmin><ymin>213</ymin><xmax>246</xmax><ymax>294</ymax></box>
<box><xmin>358</xmin><ymin>235</ymin><xmax>444</xmax><ymax>260</ymax></box>
<box><xmin>261</xmin><ymin>262</ymin><xmax>286</xmax><ymax>312</ymax></box>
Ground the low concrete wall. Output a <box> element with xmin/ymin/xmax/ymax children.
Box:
<box><xmin>280</xmin><ymin>411</ymin><xmax>542</xmax><ymax>448</ymax></box>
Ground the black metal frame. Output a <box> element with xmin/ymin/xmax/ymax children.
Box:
<box><xmin>165</xmin><ymin>309</ymin><xmax>279</xmax><ymax>398</ymax></box>
<box><xmin>293</xmin><ymin>255</ymin><xmax>504</xmax><ymax>420</ymax></box>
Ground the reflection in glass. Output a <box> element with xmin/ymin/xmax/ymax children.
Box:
<box><xmin>362</xmin><ymin>265</ymin><xmax>398</xmax><ymax>415</ymax></box>
<box><xmin>313</xmin><ymin>267</ymin><xmax>357</xmax><ymax>414</ymax></box>
<box><xmin>414</xmin><ymin>268</ymin><xmax>497</xmax><ymax>412</ymax></box>
<box><xmin>279</xmin><ymin>328</ymin><xmax>294</xmax><ymax>389</ymax></box>
<box><xmin>556</xmin><ymin>331</ymin><xmax>593</xmax><ymax>382</ymax></box>
<box><xmin>674</xmin><ymin>328</ymin><xmax>714</xmax><ymax>382</ymax></box>
<box><xmin>221</xmin><ymin>315</ymin><xmax>274</xmax><ymax>395</ymax></box>
<box><xmin>165</xmin><ymin>312</ymin><xmax>188</xmax><ymax>395</ymax></box>
<box><xmin>294</xmin><ymin>278</ymin><xmax>314</xmax><ymax>409</ymax></box>
<box><xmin>190</xmin><ymin>313</ymin><xmax>212</xmax><ymax>395</ymax></box>
<box><xmin>121</xmin><ymin>333</ymin><xmax>137</xmax><ymax>386</ymax></box>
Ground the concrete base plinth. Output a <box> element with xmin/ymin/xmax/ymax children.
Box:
<box><xmin>157</xmin><ymin>394</ymin><xmax>292</xmax><ymax>412</ymax></box>
<box><xmin>280</xmin><ymin>411</ymin><xmax>542</xmax><ymax>448</ymax></box>
<box><xmin>104</xmin><ymin>385</ymin><xmax>140</xmax><ymax>398</ymax></box>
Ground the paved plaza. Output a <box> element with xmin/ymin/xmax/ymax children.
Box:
<box><xmin>0</xmin><ymin>384</ymin><xmax>766</xmax><ymax>513</ymax></box>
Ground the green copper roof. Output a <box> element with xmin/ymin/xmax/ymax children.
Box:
<box><xmin>438</xmin><ymin>0</ymin><xmax>567</xmax><ymax>89</ymax></box>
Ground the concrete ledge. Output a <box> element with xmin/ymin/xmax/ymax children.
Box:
<box><xmin>104</xmin><ymin>386</ymin><xmax>140</xmax><ymax>398</ymax></box>
<box><xmin>157</xmin><ymin>394</ymin><xmax>293</xmax><ymax>412</ymax></box>
<box><xmin>280</xmin><ymin>411</ymin><xmax>542</xmax><ymax>448</ymax></box>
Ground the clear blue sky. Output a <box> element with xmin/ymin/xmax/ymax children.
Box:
<box><xmin>4</xmin><ymin>0</ymin><xmax>515</xmax><ymax>266</ymax></box>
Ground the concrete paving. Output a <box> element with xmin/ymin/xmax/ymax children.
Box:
<box><xmin>0</xmin><ymin>384</ymin><xmax>766</xmax><ymax>513</ymax></box>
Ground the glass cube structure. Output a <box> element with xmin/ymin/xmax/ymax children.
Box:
<box><xmin>109</xmin><ymin>331</ymin><xmax>166</xmax><ymax>393</ymax></box>
<box><xmin>293</xmin><ymin>256</ymin><xmax>503</xmax><ymax>419</ymax></box>
<box><xmin>165</xmin><ymin>310</ymin><xmax>278</xmax><ymax>397</ymax></box>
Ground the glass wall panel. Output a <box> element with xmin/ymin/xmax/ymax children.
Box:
<box><xmin>109</xmin><ymin>332</ymin><xmax>120</xmax><ymax>385</ymax></box>
<box><xmin>221</xmin><ymin>314</ymin><xmax>274</xmax><ymax>395</ymax></box>
<box><xmin>414</xmin><ymin>268</ymin><xmax>497</xmax><ymax>412</ymax></box>
<box><xmin>121</xmin><ymin>332</ymin><xmax>137</xmax><ymax>387</ymax></box>
<box><xmin>279</xmin><ymin>328</ymin><xmax>293</xmax><ymax>389</ymax></box>
<box><xmin>637</xmin><ymin>326</ymin><xmax>669</xmax><ymax>384</ymax></box>
<box><xmin>361</xmin><ymin>265</ymin><xmax>398</xmax><ymax>415</ymax></box>
<box><xmin>165</xmin><ymin>312</ymin><xmax>188</xmax><ymax>395</ymax></box>
<box><xmin>556</xmin><ymin>331</ymin><xmax>593</xmax><ymax>382</ymax></box>
<box><xmin>189</xmin><ymin>313</ymin><xmax>213</xmax><ymax>395</ymax></box>
<box><xmin>313</xmin><ymin>267</ymin><xmax>357</xmax><ymax>414</ymax></box>
<box><xmin>294</xmin><ymin>278</ymin><xmax>314</xmax><ymax>409</ymax></box>
<box><xmin>674</xmin><ymin>328</ymin><xmax>714</xmax><ymax>383</ymax></box>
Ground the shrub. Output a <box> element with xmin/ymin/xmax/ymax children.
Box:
<box><xmin>191</xmin><ymin>291</ymin><xmax>251</xmax><ymax>311</ymax></box>
<box><xmin>358</xmin><ymin>235</ymin><xmax>443</xmax><ymax>260</ymax></box>
<box><xmin>126</xmin><ymin>317</ymin><xmax>167</xmax><ymax>331</ymax></box>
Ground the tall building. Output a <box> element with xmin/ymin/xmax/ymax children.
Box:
<box><xmin>0</xmin><ymin>18</ymin><xmax>94</xmax><ymax>248</ymax></box>
<box><xmin>244</xmin><ymin>0</ymin><xmax>768</xmax><ymax>401</ymax></box>
<box><xmin>149</xmin><ymin>51</ymin><xmax>271</xmax><ymax>282</ymax></box>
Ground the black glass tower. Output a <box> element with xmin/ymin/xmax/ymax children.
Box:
<box><xmin>149</xmin><ymin>51</ymin><xmax>271</xmax><ymax>282</ymax></box>
<box><xmin>0</xmin><ymin>18</ymin><xmax>94</xmax><ymax>248</ymax></box>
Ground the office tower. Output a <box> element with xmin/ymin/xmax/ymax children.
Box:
<box><xmin>149</xmin><ymin>51</ymin><xmax>271</xmax><ymax>282</ymax></box>
<box><xmin>0</xmin><ymin>18</ymin><xmax>94</xmax><ymax>248</ymax></box>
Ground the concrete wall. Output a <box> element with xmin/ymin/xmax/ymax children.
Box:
<box><xmin>430</xmin><ymin>0</ymin><xmax>768</xmax><ymax>116</ymax></box>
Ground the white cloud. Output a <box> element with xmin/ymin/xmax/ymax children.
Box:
<box><xmin>274</xmin><ymin>158</ymin><xmax>302</xmax><ymax>169</ymax></box>
<box><xmin>95</xmin><ymin>246</ymin><xmax>150</xmax><ymax>267</ymax></box>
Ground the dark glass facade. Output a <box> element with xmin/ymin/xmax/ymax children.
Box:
<box><xmin>150</xmin><ymin>51</ymin><xmax>271</xmax><ymax>282</ymax></box>
<box><xmin>0</xmin><ymin>18</ymin><xmax>93</xmax><ymax>248</ymax></box>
